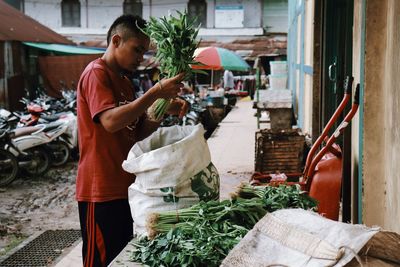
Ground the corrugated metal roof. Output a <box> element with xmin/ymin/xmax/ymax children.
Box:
<box><xmin>199</xmin><ymin>36</ymin><xmax>287</xmax><ymax>59</ymax></box>
<box><xmin>0</xmin><ymin>1</ymin><xmax>73</xmax><ymax>44</ymax></box>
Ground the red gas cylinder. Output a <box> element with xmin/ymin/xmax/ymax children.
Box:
<box><xmin>309</xmin><ymin>151</ymin><xmax>342</xmax><ymax>221</ymax></box>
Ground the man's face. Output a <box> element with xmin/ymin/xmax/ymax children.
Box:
<box><xmin>114</xmin><ymin>34</ymin><xmax>150</xmax><ymax>72</ymax></box>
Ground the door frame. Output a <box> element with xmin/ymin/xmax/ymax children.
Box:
<box><xmin>313</xmin><ymin>0</ymin><xmax>354</xmax><ymax>222</ymax></box>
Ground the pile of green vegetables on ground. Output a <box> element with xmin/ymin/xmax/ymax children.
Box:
<box><xmin>143</xmin><ymin>10</ymin><xmax>205</xmax><ymax>120</ymax></box>
<box><xmin>130</xmin><ymin>183</ymin><xmax>317</xmax><ymax>267</ymax></box>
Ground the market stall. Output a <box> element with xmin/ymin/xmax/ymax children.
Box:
<box><xmin>109</xmin><ymin>12</ymin><xmax>399</xmax><ymax>267</ymax></box>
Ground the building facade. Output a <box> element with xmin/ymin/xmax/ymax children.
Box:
<box><xmin>22</xmin><ymin>0</ymin><xmax>288</xmax><ymax>59</ymax></box>
<box><xmin>288</xmin><ymin>0</ymin><xmax>400</xmax><ymax>233</ymax></box>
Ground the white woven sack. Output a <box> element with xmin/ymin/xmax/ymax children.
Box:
<box><xmin>221</xmin><ymin>209</ymin><xmax>380</xmax><ymax>267</ymax></box>
<box><xmin>122</xmin><ymin>124</ymin><xmax>220</xmax><ymax>236</ymax></box>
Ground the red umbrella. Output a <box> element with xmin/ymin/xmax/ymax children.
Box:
<box><xmin>192</xmin><ymin>46</ymin><xmax>250</xmax><ymax>71</ymax></box>
<box><xmin>192</xmin><ymin>47</ymin><xmax>250</xmax><ymax>86</ymax></box>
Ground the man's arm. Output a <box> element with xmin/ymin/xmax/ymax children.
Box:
<box><xmin>223</xmin><ymin>71</ymin><xmax>228</xmax><ymax>88</ymax></box>
<box><xmin>98</xmin><ymin>89</ymin><xmax>157</xmax><ymax>133</ymax></box>
<box><xmin>99</xmin><ymin>73</ymin><xmax>184</xmax><ymax>133</ymax></box>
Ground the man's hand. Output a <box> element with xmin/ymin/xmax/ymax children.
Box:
<box><xmin>154</xmin><ymin>73</ymin><xmax>185</xmax><ymax>99</ymax></box>
<box><xmin>166</xmin><ymin>98</ymin><xmax>189</xmax><ymax>119</ymax></box>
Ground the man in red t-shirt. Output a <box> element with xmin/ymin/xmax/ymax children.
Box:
<box><xmin>76</xmin><ymin>15</ymin><xmax>188</xmax><ymax>266</ymax></box>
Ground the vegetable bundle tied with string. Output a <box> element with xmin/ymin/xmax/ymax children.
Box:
<box><xmin>143</xmin><ymin>11</ymin><xmax>205</xmax><ymax>121</ymax></box>
<box><xmin>130</xmin><ymin>183</ymin><xmax>318</xmax><ymax>267</ymax></box>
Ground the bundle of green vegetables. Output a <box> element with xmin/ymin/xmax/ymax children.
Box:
<box><xmin>143</xmin><ymin>11</ymin><xmax>205</xmax><ymax>120</ymax></box>
<box><xmin>146</xmin><ymin>198</ymin><xmax>266</xmax><ymax>239</ymax></box>
<box><xmin>232</xmin><ymin>182</ymin><xmax>318</xmax><ymax>212</ymax></box>
<box><xmin>130</xmin><ymin>183</ymin><xmax>318</xmax><ymax>267</ymax></box>
<box><xmin>132</xmin><ymin>198</ymin><xmax>265</xmax><ymax>267</ymax></box>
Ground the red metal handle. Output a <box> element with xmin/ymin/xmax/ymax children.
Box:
<box><xmin>305</xmin><ymin>84</ymin><xmax>360</xmax><ymax>189</ymax></box>
<box><xmin>303</xmin><ymin>77</ymin><xmax>353</xmax><ymax>176</ymax></box>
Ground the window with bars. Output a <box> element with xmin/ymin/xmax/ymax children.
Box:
<box><xmin>188</xmin><ymin>0</ymin><xmax>206</xmax><ymax>27</ymax></box>
<box><xmin>123</xmin><ymin>0</ymin><xmax>143</xmax><ymax>17</ymax></box>
<box><xmin>61</xmin><ymin>0</ymin><xmax>81</xmax><ymax>27</ymax></box>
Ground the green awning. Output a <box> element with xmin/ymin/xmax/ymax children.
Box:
<box><xmin>23</xmin><ymin>42</ymin><xmax>105</xmax><ymax>55</ymax></box>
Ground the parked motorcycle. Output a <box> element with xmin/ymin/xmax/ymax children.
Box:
<box><xmin>0</xmin><ymin>128</ymin><xmax>19</xmax><ymax>186</ymax></box>
<box><xmin>159</xmin><ymin>94</ymin><xmax>219</xmax><ymax>139</ymax></box>
<box><xmin>0</xmin><ymin>116</ymin><xmax>69</xmax><ymax>184</ymax></box>
<box><xmin>2</xmin><ymin>84</ymin><xmax>79</xmax><ymax>163</ymax></box>
<box><xmin>8</xmin><ymin>87</ymin><xmax>76</xmax><ymax>129</ymax></box>
<box><xmin>48</xmin><ymin>112</ymin><xmax>78</xmax><ymax>165</ymax></box>
<box><xmin>160</xmin><ymin>94</ymin><xmax>203</xmax><ymax>127</ymax></box>
<box><xmin>181</xmin><ymin>94</ymin><xmax>205</xmax><ymax>126</ymax></box>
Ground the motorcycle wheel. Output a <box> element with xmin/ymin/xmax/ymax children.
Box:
<box><xmin>0</xmin><ymin>149</ymin><xmax>19</xmax><ymax>186</ymax></box>
<box><xmin>24</xmin><ymin>147</ymin><xmax>50</xmax><ymax>176</ymax></box>
<box><xmin>48</xmin><ymin>141</ymin><xmax>70</xmax><ymax>166</ymax></box>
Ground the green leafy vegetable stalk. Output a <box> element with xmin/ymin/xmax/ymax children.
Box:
<box><xmin>130</xmin><ymin>184</ymin><xmax>318</xmax><ymax>267</ymax></box>
<box><xmin>146</xmin><ymin>199</ymin><xmax>266</xmax><ymax>239</ymax></box>
<box><xmin>132</xmin><ymin>199</ymin><xmax>266</xmax><ymax>267</ymax></box>
<box><xmin>143</xmin><ymin>10</ymin><xmax>205</xmax><ymax>120</ymax></box>
<box><xmin>231</xmin><ymin>182</ymin><xmax>318</xmax><ymax>212</ymax></box>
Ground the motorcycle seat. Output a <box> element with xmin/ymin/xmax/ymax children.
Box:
<box><xmin>42</xmin><ymin>121</ymin><xmax>65</xmax><ymax>132</ymax></box>
<box><xmin>41</xmin><ymin>114</ymin><xmax>61</xmax><ymax>122</ymax></box>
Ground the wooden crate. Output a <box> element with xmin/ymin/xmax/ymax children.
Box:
<box><xmin>255</xmin><ymin>129</ymin><xmax>305</xmax><ymax>174</ymax></box>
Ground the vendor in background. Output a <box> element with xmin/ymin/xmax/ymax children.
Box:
<box><xmin>235</xmin><ymin>79</ymin><xmax>244</xmax><ymax>91</ymax></box>
<box><xmin>223</xmin><ymin>69</ymin><xmax>234</xmax><ymax>91</ymax></box>
<box><xmin>75</xmin><ymin>14</ymin><xmax>188</xmax><ymax>267</ymax></box>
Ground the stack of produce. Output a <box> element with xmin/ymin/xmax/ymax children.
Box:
<box><xmin>143</xmin><ymin>11</ymin><xmax>205</xmax><ymax>120</ymax></box>
<box><xmin>231</xmin><ymin>182</ymin><xmax>318</xmax><ymax>212</ymax></box>
<box><xmin>130</xmin><ymin>183</ymin><xmax>317</xmax><ymax>267</ymax></box>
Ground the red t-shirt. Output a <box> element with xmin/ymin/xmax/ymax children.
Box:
<box><xmin>76</xmin><ymin>58</ymin><xmax>141</xmax><ymax>202</ymax></box>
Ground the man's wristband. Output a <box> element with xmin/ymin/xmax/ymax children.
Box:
<box><xmin>158</xmin><ymin>80</ymin><xmax>163</xmax><ymax>91</ymax></box>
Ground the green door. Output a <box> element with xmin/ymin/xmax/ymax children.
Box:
<box><xmin>321</xmin><ymin>0</ymin><xmax>354</xmax><ymax>222</ymax></box>
<box><xmin>321</xmin><ymin>0</ymin><xmax>353</xmax><ymax>126</ymax></box>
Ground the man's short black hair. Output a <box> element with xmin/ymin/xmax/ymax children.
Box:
<box><xmin>107</xmin><ymin>15</ymin><xmax>147</xmax><ymax>46</ymax></box>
